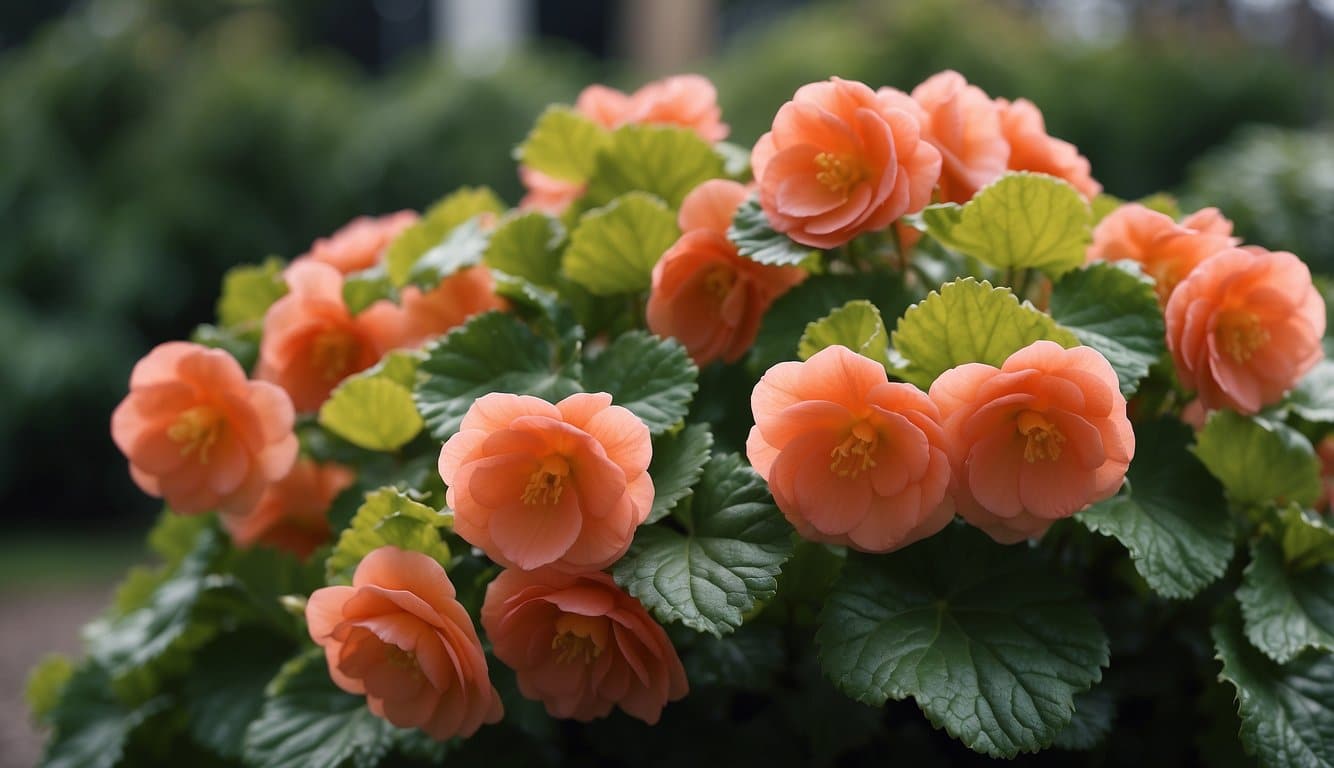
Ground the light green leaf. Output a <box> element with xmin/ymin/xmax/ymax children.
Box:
<box><xmin>1050</xmin><ymin>261</ymin><xmax>1165</xmax><ymax>396</ymax></box>
<box><xmin>921</xmin><ymin>172</ymin><xmax>1092</xmax><ymax>277</ymax></box>
<box><xmin>1051</xmin><ymin>687</ymin><xmax>1115</xmax><ymax>751</ymax></box>
<box><xmin>405</xmin><ymin>217</ymin><xmax>490</xmax><ymax>289</ymax></box>
<box><xmin>583</xmin><ymin>124</ymin><xmax>726</xmax><ymax>209</ymax></box>
<box><xmin>1078</xmin><ymin>418</ymin><xmax>1234</xmax><ymax>599</ymax></box>
<box><xmin>613</xmin><ymin>453</ymin><xmax>793</xmax><ymax>636</ymax></box>
<box><xmin>26</xmin><ymin>653</ymin><xmax>74</xmax><ymax>723</ymax></box>
<box><xmin>385</xmin><ymin>187</ymin><xmax>505</xmax><ymax>286</ymax></box>
<box><xmin>798</xmin><ymin>300</ymin><xmax>888</xmax><ymax>364</ymax></box>
<box><xmin>341</xmin><ymin>264</ymin><xmax>396</xmax><ymax>314</ymax></box>
<box><xmin>728</xmin><ymin>194</ymin><xmax>816</xmax><ymax>267</ymax></box>
<box><xmin>890</xmin><ymin>277</ymin><xmax>1079</xmax><ymax>389</ymax></box>
<box><xmin>413</xmin><ymin>311</ymin><xmax>582</xmax><ymax>441</ymax></box>
<box><xmin>484</xmin><ymin>211</ymin><xmax>565</xmax><ymax>287</ymax></box>
<box><xmin>1276</xmin><ymin>504</ymin><xmax>1334</xmax><ymax>569</ymax></box>
<box><xmin>325</xmin><ymin>488</ymin><xmax>451</xmax><ymax>584</ymax></box>
<box><xmin>583</xmin><ymin>331</ymin><xmax>697</xmax><ymax>433</ymax></box>
<box><xmin>147</xmin><ymin>509</ymin><xmax>211</xmax><ymax>566</ymax></box>
<box><xmin>362</xmin><ymin>349</ymin><xmax>421</xmax><ymax>389</ymax></box>
<box><xmin>40</xmin><ymin>664</ymin><xmax>168</xmax><ymax>768</ymax></box>
<box><xmin>714</xmin><ymin>140</ymin><xmax>753</xmax><ymax>180</ymax></box>
<box><xmin>1193</xmin><ymin>410</ymin><xmax>1322</xmax><ymax>508</ymax></box>
<box><xmin>1287</xmin><ymin>360</ymin><xmax>1334</xmax><ymax>424</ymax></box>
<box><xmin>1136</xmin><ymin>192</ymin><xmax>1182</xmax><ymax>220</ymax></box>
<box><xmin>1090</xmin><ymin>194</ymin><xmax>1122</xmax><ymax>224</ymax></box>
<box><xmin>1213</xmin><ymin>601</ymin><xmax>1334</xmax><ymax>768</ymax></box>
<box><xmin>318</xmin><ymin>376</ymin><xmax>423</xmax><ymax>452</ymax></box>
<box><xmin>562</xmin><ymin>192</ymin><xmax>679</xmax><ymax>296</ymax></box>
<box><xmin>816</xmin><ymin>524</ymin><xmax>1109</xmax><ymax>758</ymax></box>
<box><xmin>183</xmin><ymin>631</ymin><xmax>292</xmax><ymax>759</ymax></box>
<box><xmin>516</xmin><ymin>106</ymin><xmax>610</xmax><ymax>182</ymax></box>
<box><xmin>1239</xmin><ymin>539</ymin><xmax>1334</xmax><ymax>664</ymax></box>
<box><xmin>645</xmin><ymin>423</ymin><xmax>714</xmax><ymax>524</ymax></box>
<box><xmin>217</xmin><ymin>257</ymin><xmax>287</xmax><ymax>329</ymax></box>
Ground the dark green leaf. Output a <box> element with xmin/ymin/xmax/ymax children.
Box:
<box><xmin>1051</xmin><ymin>687</ymin><xmax>1115</xmax><ymax>751</ymax></box>
<box><xmin>681</xmin><ymin>623</ymin><xmax>785</xmax><ymax>690</ymax></box>
<box><xmin>1276</xmin><ymin>504</ymin><xmax>1334</xmax><ymax>569</ymax></box>
<box><xmin>1050</xmin><ymin>261</ymin><xmax>1165</xmax><ymax>396</ymax></box>
<box><xmin>1239</xmin><ymin>539</ymin><xmax>1334</xmax><ymax>664</ymax></box>
<box><xmin>184</xmin><ymin>631</ymin><xmax>293</xmax><ymax>759</ymax></box>
<box><xmin>728</xmin><ymin>195</ymin><xmax>816</xmax><ymax>266</ymax></box>
<box><xmin>583</xmin><ymin>331</ymin><xmax>697</xmax><ymax>433</ymax></box>
<box><xmin>41</xmin><ymin>664</ymin><xmax>167</xmax><ymax>768</ymax></box>
<box><xmin>1193</xmin><ymin>411</ymin><xmax>1322</xmax><ymax>508</ymax></box>
<box><xmin>645</xmin><ymin>423</ymin><xmax>714</xmax><ymax>524</ymax></box>
<box><xmin>1287</xmin><ymin>360</ymin><xmax>1334</xmax><ymax>424</ymax></box>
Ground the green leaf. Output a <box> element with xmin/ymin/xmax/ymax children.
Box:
<box><xmin>41</xmin><ymin>664</ymin><xmax>168</xmax><ymax>768</ymax></box>
<box><xmin>1136</xmin><ymin>192</ymin><xmax>1182</xmax><ymax>220</ymax></box>
<box><xmin>147</xmin><ymin>508</ymin><xmax>212</xmax><ymax>565</ymax></box>
<box><xmin>325</xmin><ymin>488</ymin><xmax>452</xmax><ymax>584</ymax></box>
<box><xmin>921</xmin><ymin>172</ymin><xmax>1092</xmax><ymax>277</ymax></box>
<box><xmin>341</xmin><ymin>264</ymin><xmax>396</xmax><ymax>315</ymax></box>
<box><xmin>1276</xmin><ymin>504</ymin><xmax>1334</xmax><ymax>569</ymax></box>
<box><xmin>414</xmin><ymin>311</ymin><xmax>582</xmax><ymax>440</ymax></box>
<box><xmin>190</xmin><ymin>323</ymin><xmax>258</xmax><ymax>371</ymax></box>
<box><xmin>1049</xmin><ymin>261</ymin><xmax>1165</xmax><ymax>396</ymax></box>
<box><xmin>362</xmin><ymin>349</ymin><xmax>421</xmax><ymax>389</ymax></box>
<box><xmin>728</xmin><ymin>194</ymin><xmax>816</xmax><ymax>267</ymax></box>
<box><xmin>217</xmin><ymin>257</ymin><xmax>287</xmax><ymax>329</ymax></box>
<box><xmin>1213</xmin><ymin>601</ymin><xmax>1334</xmax><ymax>768</ymax></box>
<box><xmin>562</xmin><ymin>192</ymin><xmax>679</xmax><ymax>296</ymax></box>
<box><xmin>243</xmin><ymin>653</ymin><xmax>397</xmax><ymax>768</ymax></box>
<box><xmin>385</xmin><ymin>187</ymin><xmax>505</xmax><ymax>286</ymax></box>
<box><xmin>1193</xmin><ymin>411</ymin><xmax>1323</xmax><ymax>508</ymax></box>
<box><xmin>583</xmin><ymin>124</ymin><xmax>726</xmax><ymax>209</ymax></box>
<box><xmin>816</xmin><ymin>524</ymin><xmax>1109</xmax><ymax>758</ymax></box>
<box><xmin>26</xmin><ymin>653</ymin><xmax>74</xmax><ymax>723</ymax></box>
<box><xmin>484</xmin><ymin>211</ymin><xmax>566</xmax><ymax>288</ymax></box>
<box><xmin>890</xmin><ymin>277</ymin><xmax>1079</xmax><ymax>389</ymax></box>
<box><xmin>318</xmin><ymin>375</ymin><xmax>423</xmax><ymax>452</ymax></box>
<box><xmin>1239</xmin><ymin>539</ymin><xmax>1334</xmax><ymax>664</ymax></box>
<box><xmin>583</xmin><ymin>331</ymin><xmax>698</xmax><ymax>433</ymax></box>
<box><xmin>1052</xmin><ymin>687</ymin><xmax>1115</xmax><ymax>751</ymax></box>
<box><xmin>681</xmin><ymin>623</ymin><xmax>784</xmax><ymax>690</ymax></box>
<box><xmin>183</xmin><ymin>630</ymin><xmax>293</xmax><ymax>759</ymax></box>
<box><xmin>516</xmin><ymin>106</ymin><xmax>610</xmax><ymax>182</ymax></box>
<box><xmin>798</xmin><ymin>299</ymin><xmax>888</xmax><ymax>364</ymax></box>
<box><xmin>1287</xmin><ymin>360</ymin><xmax>1334</xmax><ymax>424</ymax></box>
<box><xmin>645</xmin><ymin>423</ymin><xmax>714</xmax><ymax>524</ymax></box>
<box><xmin>714</xmin><ymin>141</ymin><xmax>753</xmax><ymax>180</ymax></box>
<box><xmin>613</xmin><ymin>453</ymin><xmax>793</xmax><ymax>636</ymax></box>
<box><xmin>405</xmin><ymin>216</ymin><xmax>490</xmax><ymax>289</ymax></box>
<box><xmin>1078</xmin><ymin>418</ymin><xmax>1234</xmax><ymax>599</ymax></box>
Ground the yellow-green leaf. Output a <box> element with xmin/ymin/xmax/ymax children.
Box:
<box><xmin>583</xmin><ymin>124</ymin><xmax>726</xmax><ymax>209</ymax></box>
<box><xmin>516</xmin><ymin>106</ymin><xmax>610</xmax><ymax>183</ymax></box>
<box><xmin>563</xmin><ymin>192</ymin><xmax>679</xmax><ymax>295</ymax></box>
<box><xmin>325</xmin><ymin>488</ymin><xmax>451</xmax><ymax>584</ymax></box>
<box><xmin>798</xmin><ymin>300</ymin><xmax>889</xmax><ymax>364</ymax></box>
<box><xmin>385</xmin><ymin>187</ymin><xmax>504</xmax><ymax>286</ymax></box>
<box><xmin>217</xmin><ymin>257</ymin><xmax>287</xmax><ymax>328</ymax></box>
<box><xmin>318</xmin><ymin>376</ymin><xmax>423</xmax><ymax>452</ymax></box>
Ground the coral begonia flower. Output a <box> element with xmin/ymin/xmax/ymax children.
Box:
<box><xmin>306</xmin><ymin>546</ymin><xmax>503</xmax><ymax>740</ymax></box>
<box><xmin>518</xmin><ymin>166</ymin><xmax>585</xmax><ymax>215</ymax></box>
<box><xmin>220</xmin><ymin>458</ymin><xmax>354</xmax><ymax>559</ymax></box>
<box><xmin>746</xmin><ymin>345</ymin><xmax>954</xmax><ymax>552</ymax></box>
<box><xmin>481</xmin><ymin>567</ymin><xmax>687</xmax><ymax>724</ymax></box>
<box><xmin>623</xmin><ymin>74</ymin><xmax>729</xmax><ymax>143</ymax></box>
<box><xmin>111</xmin><ymin>341</ymin><xmax>298</xmax><ymax>517</ymax></box>
<box><xmin>1165</xmin><ymin>247</ymin><xmax>1325</xmax><ymax>414</ymax></box>
<box><xmin>438</xmin><ymin>392</ymin><xmax>653</xmax><ymax>573</ymax></box>
<box><xmin>929</xmin><ymin>341</ymin><xmax>1134</xmax><ymax>544</ymax></box>
<box><xmin>575</xmin><ymin>83</ymin><xmax>636</xmax><ymax>128</ymax></box>
<box><xmin>750</xmin><ymin>77</ymin><xmax>941</xmax><ymax>249</ymax></box>
<box><xmin>395</xmin><ymin>265</ymin><xmax>506</xmax><ymax>349</ymax></box>
<box><xmin>879</xmin><ymin>70</ymin><xmax>1008</xmax><ymax>204</ymax></box>
<box><xmin>996</xmin><ymin>97</ymin><xmax>1101</xmax><ymax>200</ymax></box>
<box><xmin>647</xmin><ymin>179</ymin><xmax>806</xmax><ymax>365</ymax></box>
<box><xmin>258</xmin><ymin>260</ymin><xmax>405</xmax><ymax>412</ymax></box>
<box><xmin>299</xmin><ymin>211</ymin><xmax>419</xmax><ymax>275</ymax></box>
<box><xmin>1088</xmin><ymin>203</ymin><xmax>1239</xmax><ymax>303</ymax></box>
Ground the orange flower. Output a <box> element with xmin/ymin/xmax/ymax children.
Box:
<box><xmin>879</xmin><ymin>70</ymin><xmax>1008</xmax><ymax>204</ymax></box>
<box><xmin>396</xmin><ymin>265</ymin><xmax>506</xmax><ymax>349</ymax></box>
<box><xmin>518</xmin><ymin>166</ymin><xmax>585</xmax><ymax>215</ymax></box>
<box><xmin>437</xmin><ymin>392</ymin><xmax>653</xmax><ymax>573</ymax></box>
<box><xmin>751</xmin><ymin>77</ymin><xmax>941</xmax><ymax>249</ymax></box>
<box><xmin>929</xmin><ymin>341</ymin><xmax>1134</xmax><ymax>544</ymax></box>
<box><xmin>996</xmin><ymin>98</ymin><xmax>1101</xmax><ymax>200</ymax></box>
<box><xmin>110</xmin><ymin>341</ymin><xmax>298</xmax><ymax>517</ymax></box>
<box><xmin>299</xmin><ymin>211</ymin><xmax>419</xmax><ymax>275</ymax></box>
<box><xmin>746</xmin><ymin>345</ymin><xmax>954</xmax><ymax>552</ymax></box>
<box><xmin>258</xmin><ymin>260</ymin><xmax>405</xmax><ymax>412</ymax></box>
<box><xmin>1088</xmin><ymin>203</ymin><xmax>1239</xmax><ymax>303</ymax></box>
<box><xmin>481</xmin><ymin>567</ymin><xmax>687</xmax><ymax>724</ymax></box>
<box><xmin>306</xmin><ymin>546</ymin><xmax>503</xmax><ymax>740</ymax></box>
<box><xmin>623</xmin><ymin>74</ymin><xmax>729</xmax><ymax>143</ymax></box>
<box><xmin>575</xmin><ymin>84</ymin><xmax>635</xmax><ymax>128</ymax></box>
<box><xmin>220</xmin><ymin>458</ymin><xmax>354</xmax><ymax>559</ymax></box>
<box><xmin>1165</xmin><ymin>247</ymin><xmax>1326</xmax><ymax>414</ymax></box>
<box><xmin>647</xmin><ymin>179</ymin><xmax>805</xmax><ymax>364</ymax></box>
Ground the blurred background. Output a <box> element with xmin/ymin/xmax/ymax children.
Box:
<box><xmin>2</xmin><ymin>0</ymin><xmax>1332</xmax><ymax>762</ymax></box>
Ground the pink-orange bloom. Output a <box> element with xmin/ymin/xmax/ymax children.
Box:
<box><xmin>481</xmin><ymin>568</ymin><xmax>687</xmax><ymax>724</ymax></box>
<box><xmin>258</xmin><ymin>260</ymin><xmax>405</xmax><ymax>412</ymax></box>
<box><xmin>879</xmin><ymin>70</ymin><xmax>1008</xmax><ymax>204</ymax></box>
<box><xmin>1088</xmin><ymin>203</ymin><xmax>1239</xmax><ymax>303</ymax></box>
<box><xmin>299</xmin><ymin>211</ymin><xmax>419</xmax><ymax>275</ymax></box>
<box><xmin>647</xmin><ymin>179</ymin><xmax>805</xmax><ymax>364</ymax></box>
<box><xmin>307</xmin><ymin>546</ymin><xmax>503</xmax><ymax>740</ymax></box>
<box><xmin>518</xmin><ymin>166</ymin><xmax>585</xmax><ymax>215</ymax></box>
<box><xmin>438</xmin><ymin>392</ymin><xmax>653</xmax><ymax>573</ymax></box>
<box><xmin>746</xmin><ymin>345</ymin><xmax>954</xmax><ymax>552</ymax></box>
<box><xmin>623</xmin><ymin>74</ymin><xmax>729</xmax><ymax>142</ymax></box>
<box><xmin>752</xmin><ymin>77</ymin><xmax>941</xmax><ymax>249</ymax></box>
<box><xmin>996</xmin><ymin>97</ymin><xmax>1101</xmax><ymax>200</ymax></box>
<box><xmin>111</xmin><ymin>342</ymin><xmax>298</xmax><ymax>517</ymax></box>
<box><xmin>929</xmin><ymin>341</ymin><xmax>1134</xmax><ymax>544</ymax></box>
<box><xmin>1165</xmin><ymin>248</ymin><xmax>1326</xmax><ymax>414</ymax></box>
<box><xmin>395</xmin><ymin>265</ymin><xmax>506</xmax><ymax>349</ymax></box>
<box><xmin>220</xmin><ymin>458</ymin><xmax>354</xmax><ymax>559</ymax></box>
<box><xmin>575</xmin><ymin>84</ymin><xmax>635</xmax><ymax>128</ymax></box>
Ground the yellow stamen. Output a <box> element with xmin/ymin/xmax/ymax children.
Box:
<box><xmin>703</xmin><ymin>266</ymin><xmax>736</xmax><ymax>300</ymax></box>
<box><xmin>383</xmin><ymin>645</ymin><xmax>423</xmax><ymax>679</ymax></box>
<box><xmin>167</xmin><ymin>406</ymin><xmax>224</xmax><ymax>464</ymax></box>
<box><xmin>829</xmin><ymin>421</ymin><xmax>878</xmax><ymax>478</ymax></box>
<box><xmin>551</xmin><ymin>614</ymin><xmax>607</xmax><ymax>665</ymax></box>
<box><xmin>311</xmin><ymin>330</ymin><xmax>359</xmax><ymax>382</ymax></box>
<box><xmin>522</xmin><ymin>455</ymin><xmax>570</xmax><ymax>506</ymax></box>
<box><xmin>814</xmin><ymin>152</ymin><xmax>865</xmax><ymax>196</ymax></box>
<box><xmin>1017</xmin><ymin>410</ymin><xmax>1065</xmax><ymax>463</ymax></box>
<box><xmin>1215</xmin><ymin>311</ymin><xmax>1269</xmax><ymax>364</ymax></box>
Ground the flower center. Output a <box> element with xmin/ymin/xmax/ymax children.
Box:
<box><xmin>703</xmin><ymin>266</ymin><xmax>736</xmax><ymax>300</ymax></box>
<box><xmin>1215</xmin><ymin>310</ymin><xmax>1269</xmax><ymax>364</ymax></box>
<box><xmin>522</xmin><ymin>455</ymin><xmax>570</xmax><ymax>506</ymax></box>
<box><xmin>814</xmin><ymin>152</ymin><xmax>865</xmax><ymax>196</ymax></box>
<box><xmin>1017</xmin><ymin>410</ymin><xmax>1065</xmax><ymax>463</ymax></box>
<box><xmin>829</xmin><ymin>421</ymin><xmax>878</xmax><ymax>478</ymax></box>
<box><xmin>551</xmin><ymin>614</ymin><xmax>607</xmax><ymax>665</ymax></box>
<box><xmin>167</xmin><ymin>406</ymin><xmax>225</xmax><ymax>464</ymax></box>
<box><xmin>383</xmin><ymin>644</ymin><xmax>423</xmax><ymax>679</ymax></box>
<box><xmin>311</xmin><ymin>330</ymin><xmax>360</xmax><ymax>382</ymax></box>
